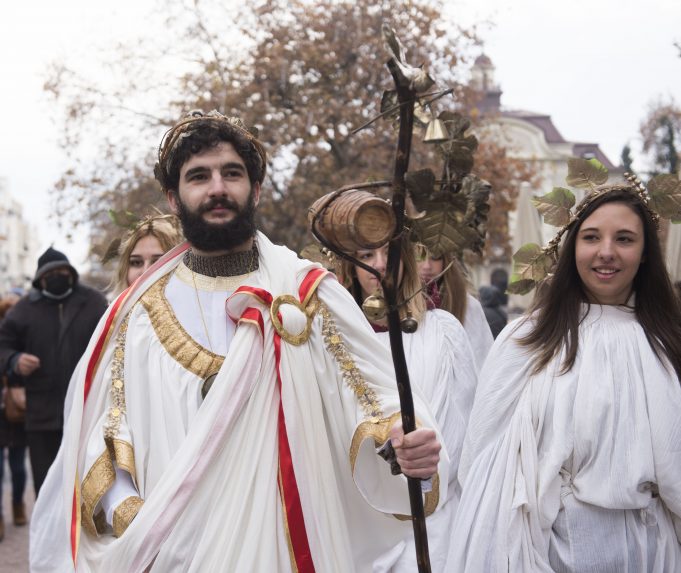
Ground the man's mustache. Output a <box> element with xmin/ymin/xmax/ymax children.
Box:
<box><xmin>198</xmin><ymin>197</ymin><xmax>241</xmax><ymax>214</ymax></box>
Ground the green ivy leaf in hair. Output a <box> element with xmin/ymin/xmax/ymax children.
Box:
<box><xmin>566</xmin><ymin>157</ymin><xmax>608</xmax><ymax>189</ymax></box>
<box><xmin>531</xmin><ymin>187</ymin><xmax>576</xmax><ymax>227</ymax></box>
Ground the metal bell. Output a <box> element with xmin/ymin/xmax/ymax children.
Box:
<box><xmin>423</xmin><ymin>118</ymin><xmax>449</xmax><ymax>144</ymax></box>
<box><xmin>400</xmin><ymin>315</ymin><xmax>418</xmax><ymax>333</ymax></box>
<box><xmin>362</xmin><ymin>293</ymin><xmax>387</xmax><ymax>322</ymax></box>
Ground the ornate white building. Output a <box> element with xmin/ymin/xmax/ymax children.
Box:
<box><xmin>0</xmin><ymin>178</ymin><xmax>40</xmax><ymax>294</ymax></box>
<box><xmin>469</xmin><ymin>55</ymin><xmax>622</xmax><ymax>309</ymax></box>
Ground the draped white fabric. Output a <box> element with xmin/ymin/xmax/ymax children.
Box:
<box><xmin>665</xmin><ymin>221</ymin><xmax>681</xmax><ymax>282</ymax></box>
<box><xmin>30</xmin><ymin>233</ymin><xmax>448</xmax><ymax>573</ymax></box>
<box><xmin>449</xmin><ymin>304</ymin><xmax>681</xmax><ymax>572</ymax></box>
<box><xmin>463</xmin><ymin>294</ymin><xmax>494</xmax><ymax>371</ymax></box>
<box><xmin>373</xmin><ymin>310</ymin><xmax>478</xmax><ymax>572</ymax></box>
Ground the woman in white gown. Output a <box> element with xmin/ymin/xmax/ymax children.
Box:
<box><xmin>417</xmin><ymin>250</ymin><xmax>493</xmax><ymax>370</ymax></box>
<box><xmin>338</xmin><ymin>241</ymin><xmax>478</xmax><ymax>572</ymax></box>
<box><xmin>449</xmin><ymin>183</ymin><xmax>681</xmax><ymax>572</ymax></box>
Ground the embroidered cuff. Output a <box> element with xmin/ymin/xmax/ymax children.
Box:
<box><xmin>112</xmin><ymin>495</ymin><xmax>144</xmax><ymax>538</ymax></box>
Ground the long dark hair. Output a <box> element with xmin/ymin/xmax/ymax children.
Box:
<box><xmin>520</xmin><ymin>185</ymin><xmax>681</xmax><ymax>381</ymax></box>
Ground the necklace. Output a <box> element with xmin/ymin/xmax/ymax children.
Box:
<box><xmin>183</xmin><ymin>244</ymin><xmax>259</xmax><ymax>277</ymax></box>
<box><xmin>191</xmin><ymin>269</ymin><xmax>214</xmax><ymax>354</ymax></box>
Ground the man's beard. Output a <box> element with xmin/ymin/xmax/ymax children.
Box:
<box><xmin>175</xmin><ymin>191</ymin><xmax>257</xmax><ymax>252</ymax></box>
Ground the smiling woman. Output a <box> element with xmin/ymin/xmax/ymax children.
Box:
<box><xmin>575</xmin><ymin>201</ymin><xmax>645</xmax><ymax>305</ymax></box>
<box><xmin>449</xmin><ymin>182</ymin><xmax>681</xmax><ymax>571</ymax></box>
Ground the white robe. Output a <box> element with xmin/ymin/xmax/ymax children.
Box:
<box><xmin>373</xmin><ymin>310</ymin><xmax>478</xmax><ymax>572</ymax></box>
<box><xmin>463</xmin><ymin>294</ymin><xmax>494</xmax><ymax>371</ymax></box>
<box><xmin>449</xmin><ymin>304</ymin><xmax>681</xmax><ymax>572</ymax></box>
<box><xmin>30</xmin><ymin>233</ymin><xmax>448</xmax><ymax>573</ymax></box>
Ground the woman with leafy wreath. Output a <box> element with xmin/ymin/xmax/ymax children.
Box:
<box><xmin>449</xmin><ymin>163</ymin><xmax>681</xmax><ymax>572</ymax></box>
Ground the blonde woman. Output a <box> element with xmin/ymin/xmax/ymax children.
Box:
<box><xmin>339</xmin><ymin>241</ymin><xmax>478</xmax><ymax>572</ymax></box>
<box><xmin>109</xmin><ymin>215</ymin><xmax>183</xmax><ymax>297</ymax></box>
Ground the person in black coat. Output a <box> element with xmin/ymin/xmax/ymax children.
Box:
<box><xmin>478</xmin><ymin>285</ymin><xmax>508</xmax><ymax>339</ymax></box>
<box><xmin>0</xmin><ymin>248</ymin><xmax>107</xmax><ymax>495</ymax></box>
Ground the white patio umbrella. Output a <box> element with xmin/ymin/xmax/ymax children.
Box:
<box><xmin>508</xmin><ymin>181</ymin><xmax>544</xmax><ymax>313</ymax></box>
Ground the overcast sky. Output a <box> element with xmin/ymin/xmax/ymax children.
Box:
<box><xmin>1</xmin><ymin>0</ymin><xmax>679</xmax><ymax>267</ymax></box>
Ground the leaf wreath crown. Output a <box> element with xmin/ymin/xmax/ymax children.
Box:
<box><xmin>508</xmin><ymin>157</ymin><xmax>681</xmax><ymax>295</ymax></box>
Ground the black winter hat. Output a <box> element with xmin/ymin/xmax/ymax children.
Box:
<box><xmin>32</xmin><ymin>247</ymin><xmax>78</xmax><ymax>288</ymax></box>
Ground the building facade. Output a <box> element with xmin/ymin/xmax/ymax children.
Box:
<box><xmin>0</xmin><ymin>178</ymin><xmax>40</xmax><ymax>294</ymax></box>
<box><xmin>469</xmin><ymin>55</ymin><xmax>622</xmax><ymax>310</ymax></box>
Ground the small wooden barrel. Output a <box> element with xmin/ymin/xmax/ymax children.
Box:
<box><xmin>309</xmin><ymin>190</ymin><xmax>396</xmax><ymax>253</ymax></box>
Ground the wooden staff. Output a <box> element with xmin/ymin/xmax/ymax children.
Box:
<box><xmin>381</xmin><ymin>58</ymin><xmax>432</xmax><ymax>573</ymax></box>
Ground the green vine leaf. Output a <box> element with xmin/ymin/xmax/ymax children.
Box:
<box><xmin>508</xmin><ymin>243</ymin><xmax>554</xmax><ymax>294</ymax></box>
<box><xmin>107</xmin><ymin>209</ymin><xmax>140</xmax><ymax>229</ymax></box>
<box><xmin>647</xmin><ymin>174</ymin><xmax>681</xmax><ymax>223</ymax></box>
<box><xmin>405</xmin><ymin>169</ymin><xmax>437</xmax><ymax>212</ymax></box>
<box><xmin>531</xmin><ymin>187</ymin><xmax>575</xmax><ymax>227</ymax></box>
<box><xmin>506</xmin><ymin>278</ymin><xmax>536</xmax><ymax>295</ymax></box>
<box><xmin>566</xmin><ymin>158</ymin><xmax>608</xmax><ymax>189</ymax></box>
<box><xmin>100</xmin><ymin>237</ymin><xmax>122</xmax><ymax>265</ymax></box>
<box><xmin>408</xmin><ymin>175</ymin><xmax>490</xmax><ymax>258</ymax></box>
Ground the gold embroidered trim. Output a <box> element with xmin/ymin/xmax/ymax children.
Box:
<box><xmin>349</xmin><ymin>412</ymin><xmax>440</xmax><ymax>521</ymax></box>
<box><xmin>81</xmin><ymin>450</ymin><xmax>116</xmax><ymax>536</ymax></box>
<box><xmin>349</xmin><ymin>412</ymin><xmax>402</xmax><ymax>473</ymax></box>
<box><xmin>174</xmin><ymin>260</ymin><xmax>254</xmax><ymax>291</ymax></box>
<box><xmin>105</xmin><ymin>437</ymin><xmax>137</xmax><ymax>485</ymax></box>
<box><xmin>140</xmin><ymin>274</ymin><xmax>225</xmax><ymax>379</ymax></box>
<box><xmin>112</xmin><ymin>495</ymin><xmax>144</xmax><ymax>538</ymax></box>
<box><xmin>104</xmin><ymin>313</ymin><xmax>130</xmax><ymax>440</ymax></box>
<box><xmin>93</xmin><ymin>509</ymin><xmax>107</xmax><ymax>534</ymax></box>
<box><xmin>320</xmin><ymin>302</ymin><xmax>383</xmax><ymax>419</ymax></box>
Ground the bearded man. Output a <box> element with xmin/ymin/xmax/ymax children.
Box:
<box><xmin>30</xmin><ymin>111</ymin><xmax>447</xmax><ymax>572</ymax></box>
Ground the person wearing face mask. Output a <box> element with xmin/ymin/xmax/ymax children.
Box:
<box><xmin>0</xmin><ymin>247</ymin><xmax>107</xmax><ymax>495</ymax></box>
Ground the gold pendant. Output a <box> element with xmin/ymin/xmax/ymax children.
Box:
<box><xmin>201</xmin><ymin>372</ymin><xmax>219</xmax><ymax>400</ymax></box>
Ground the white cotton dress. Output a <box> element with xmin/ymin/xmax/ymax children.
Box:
<box><xmin>449</xmin><ymin>303</ymin><xmax>681</xmax><ymax>572</ymax></box>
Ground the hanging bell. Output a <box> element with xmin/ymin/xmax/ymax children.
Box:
<box><xmin>400</xmin><ymin>312</ymin><xmax>418</xmax><ymax>333</ymax></box>
<box><xmin>362</xmin><ymin>293</ymin><xmax>387</xmax><ymax>322</ymax></box>
<box><xmin>423</xmin><ymin>118</ymin><xmax>449</xmax><ymax>144</ymax></box>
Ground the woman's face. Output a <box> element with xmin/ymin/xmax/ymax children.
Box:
<box><xmin>354</xmin><ymin>244</ymin><xmax>403</xmax><ymax>299</ymax></box>
<box><xmin>126</xmin><ymin>234</ymin><xmax>165</xmax><ymax>286</ymax></box>
<box><xmin>417</xmin><ymin>255</ymin><xmax>444</xmax><ymax>283</ymax></box>
<box><xmin>575</xmin><ymin>202</ymin><xmax>644</xmax><ymax>305</ymax></box>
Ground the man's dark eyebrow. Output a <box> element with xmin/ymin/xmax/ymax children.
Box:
<box><xmin>183</xmin><ymin>166</ymin><xmax>209</xmax><ymax>180</ymax></box>
<box><xmin>183</xmin><ymin>162</ymin><xmax>246</xmax><ymax>180</ymax></box>
<box><xmin>221</xmin><ymin>162</ymin><xmax>247</xmax><ymax>172</ymax></box>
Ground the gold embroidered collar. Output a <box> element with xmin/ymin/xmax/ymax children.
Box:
<box><xmin>139</xmin><ymin>274</ymin><xmax>225</xmax><ymax>379</ymax></box>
